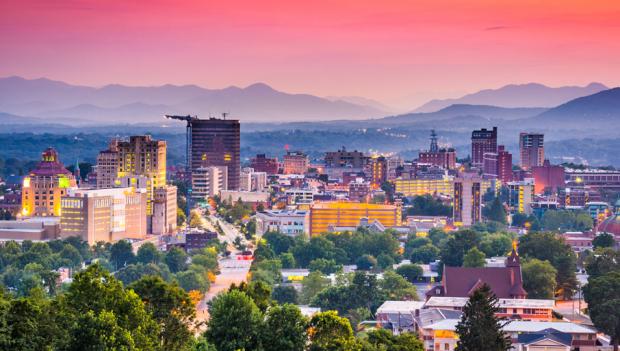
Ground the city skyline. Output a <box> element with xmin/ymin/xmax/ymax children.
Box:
<box><xmin>2</xmin><ymin>0</ymin><xmax>620</xmax><ymax>109</ymax></box>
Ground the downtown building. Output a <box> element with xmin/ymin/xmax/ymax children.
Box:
<box><xmin>282</xmin><ymin>151</ymin><xmax>309</xmax><ymax>175</ymax></box>
<box><xmin>60</xmin><ymin>187</ymin><xmax>147</xmax><ymax>244</ymax></box>
<box><xmin>95</xmin><ymin>136</ymin><xmax>167</xmax><ymax>215</ymax></box>
<box><xmin>418</xmin><ymin>130</ymin><xmax>457</xmax><ymax>170</ymax></box>
<box><xmin>452</xmin><ymin>174</ymin><xmax>482</xmax><ymax>226</ymax></box>
<box><xmin>483</xmin><ymin>145</ymin><xmax>513</xmax><ymax>183</ymax></box>
<box><xmin>239</xmin><ymin>167</ymin><xmax>268</xmax><ymax>192</ymax></box>
<box><xmin>519</xmin><ymin>132</ymin><xmax>544</xmax><ymax>170</ymax></box>
<box><xmin>308</xmin><ymin>201</ymin><xmax>401</xmax><ymax>236</ymax></box>
<box><xmin>191</xmin><ymin>117</ymin><xmax>240</xmax><ymax>190</ymax></box>
<box><xmin>191</xmin><ymin>166</ymin><xmax>228</xmax><ymax>200</ymax></box>
<box><xmin>21</xmin><ymin>148</ymin><xmax>77</xmax><ymax>217</ymax></box>
<box><xmin>471</xmin><ymin>127</ymin><xmax>497</xmax><ymax>168</ymax></box>
<box><xmin>250</xmin><ymin>154</ymin><xmax>279</xmax><ymax>174</ymax></box>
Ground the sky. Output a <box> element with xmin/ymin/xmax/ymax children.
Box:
<box><xmin>1</xmin><ymin>0</ymin><xmax>619</xmax><ymax>109</ymax></box>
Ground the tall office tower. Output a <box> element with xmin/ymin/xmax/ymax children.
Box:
<box><xmin>324</xmin><ymin>147</ymin><xmax>368</xmax><ymax>168</ymax></box>
<box><xmin>471</xmin><ymin>127</ymin><xmax>498</xmax><ymax>167</ymax></box>
<box><xmin>283</xmin><ymin>151</ymin><xmax>309</xmax><ymax>174</ymax></box>
<box><xmin>453</xmin><ymin>174</ymin><xmax>482</xmax><ymax>226</ymax></box>
<box><xmin>191</xmin><ymin>117</ymin><xmax>241</xmax><ymax>190</ymax></box>
<box><xmin>96</xmin><ymin>136</ymin><xmax>167</xmax><ymax>215</ymax></box>
<box><xmin>21</xmin><ymin>148</ymin><xmax>77</xmax><ymax>217</ymax></box>
<box><xmin>250</xmin><ymin>154</ymin><xmax>279</xmax><ymax>174</ymax></box>
<box><xmin>191</xmin><ymin>166</ymin><xmax>228</xmax><ymax>200</ymax></box>
<box><xmin>482</xmin><ymin>151</ymin><xmax>498</xmax><ymax>179</ymax></box>
<box><xmin>368</xmin><ymin>156</ymin><xmax>388</xmax><ymax>188</ymax></box>
<box><xmin>519</xmin><ymin>132</ymin><xmax>544</xmax><ymax>170</ymax></box>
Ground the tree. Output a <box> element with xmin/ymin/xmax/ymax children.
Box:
<box><xmin>363</xmin><ymin>329</ymin><xmax>424</xmax><ymax>351</ymax></box>
<box><xmin>463</xmin><ymin>247</ymin><xmax>486</xmax><ymax>268</ymax></box>
<box><xmin>62</xmin><ymin>264</ymin><xmax>159</xmax><ymax>350</ymax></box>
<box><xmin>410</xmin><ymin>244</ymin><xmax>440</xmax><ymax>264</ymax></box>
<box><xmin>480</xmin><ymin>233</ymin><xmax>513</xmax><ymax>257</ymax></box>
<box><xmin>376</xmin><ymin>253</ymin><xmax>395</xmax><ymax>270</ymax></box>
<box><xmin>204</xmin><ymin>290</ymin><xmax>263</xmax><ymax>351</ymax></box>
<box><xmin>593</xmin><ymin>233</ymin><xmax>615</xmax><ymax>249</ymax></box>
<box><xmin>486</xmin><ymin>197</ymin><xmax>507</xmax><ymax>224</ymax></box>
<box><xmin>309</xmin><ymin>258</ymin><xmax>341</xmax><ymax>274</ymax></box>
<box><xmin>455</xmin><ymin>284</ymin><xmax>511</xmax><ymax>351</ymax></box>
<box><xmin>263</xmin><ymin>231</ymin><xmax>296</xmax><ymax>255</ymax></box>
<box><xmin>137</xmin><ymin>243</ymin><xmax>162</xmax><ymax>264</ymax></box>
<box><xmin>396</xmin><ymin>263</ymin><xmax>424</xmax><ymax>283</ymax></box>
<box><xmin>308</xmin><ymin>311</ymin><xmax>358</xmax><ymax>351</ymax></box>
<box><xmin>585</xmin><ymin>248</ymin><xmax>620</xmax><ymax>279</ymax></box>
<box><xmin>380</xmin><ymin>270</ymin><xmax>418</xmax><ymax>300</ymax></box>
<box><xmin>356</xmin><ymin>254</ymin><xmax>377</xmax><ymax>271</ymax></box>
<box><xmin>301</xmin><ymin>271</ymin><xmax>330</xmax><ymax>304</ymax></box>
<box><xmin>522</xmin><ymin>259</ymin><xmax>557</xmax><ymax>299</ymax></box>
<box><xmin>166</xmin><ymin>247</ymin><xmax>188</xmax><ymax>273</ymax></box>
<box><xmin>177</xmin><ymin>208</ymin><xmax>187</xmax><ymax>227</ymax></box>
<box><xmin>175</xmin><ymin>270</ymin><xmax>209</xmax><ymax>293</ymax></box>
<box><xmin>109</xmin><ymin>240</ymin><xmax>136</xmax><ymax>270</ymax></box>
<box><xmin>272</xmin><ymin>285</ymin><xmax>298</xmax><ymax>304</ymax></box>
<box><xmin>130</xmin><ymin>276</ymin><xmax>196</xmax><ymax>351</ymax></box>
<box><xmin>189</xmin><ymin>211</ymin><xmax>203</xmax><ymax>228</ymax></box>
<box><xmin>262</xmin><ymin>304</ymin><xmax>308</xmax><ymax>351</ymax></box>
<box><xmin>583</xmin><ymin>271</ymin><xmax>620</xmax><ymax>351</ymax></box>
<box><xmin>441</xmin><ymin>230</ymin><xmax>481</xmax><ymax>267</ymax></box>
<box><xmin>519</xmin><ymin>232</ymin><xmax>578</xmax><ymax>299</ymax></box>
<box><xmin>279</xmin><ymin>252</ymin><xmax>296</xmax><ymax>268</ymax></box>
<box><xmin>407</xmin><ymin>195</ymin><xmax>452</xmax><ymax>216</ymax></box>
<box><xmin>59</xmin><ymin>244</ymin><xmax>83</xmax><ymax>269</ymax></box>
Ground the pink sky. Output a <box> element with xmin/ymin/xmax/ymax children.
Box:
<box><xmin>1</xmin><ymin>0</ymin><xmax>619</xmax><ymax>108</ymax></box>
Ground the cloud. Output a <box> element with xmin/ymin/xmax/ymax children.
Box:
<box><xmin>484</xmin><ymin>25</ymin><xmax>512</xmax><ymax>31</ymax></box>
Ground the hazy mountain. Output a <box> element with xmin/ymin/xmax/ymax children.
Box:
<box><xmin>531</xmin><ymin>87</ymin><xmax>620</xmax><ymax>128</ymax></box>
<box><xmin>325</xmin><ymin>95</ymin><xmax>396</xmax><ymax>113</ymax></box>
<box><xmin>0</xmin><ymin>112</ymin><xmax>42</xmax><ymax>125</ymax></box>
<box><xmin>413</xmin><ymin>82</ymin><xmax>608</xmax><ymax>113</ymax></box>
<box><xmin>377</xmin><ymin>104</ymin><xmax>547</xmax><ymax>126</ymax></box>
<box><xmin>0</xmin><ymin>76</ymin><xmax>386</xmax><ymax>123</ymax></box>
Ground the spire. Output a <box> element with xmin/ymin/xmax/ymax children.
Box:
<box><xmin>74</xmin><ymin>159</ymin><xmax>81</xmax><ymax>185</ymax></box>
<box><xmin>430</xmin><ymin>129</ymin><xmax>438</xmax><ymax>152</ymax></box>
<box><xmin>506</xmin><ymin>240</ymin><xmax>520</xmax><ymax>267</ymax></box>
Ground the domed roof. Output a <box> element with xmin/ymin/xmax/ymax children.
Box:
<box><xmin>597</xmin><ymin>214</ymin><xmax>620</xmax><ymax>237</ymax></box>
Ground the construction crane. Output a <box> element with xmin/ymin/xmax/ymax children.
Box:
<box><xmin>165</xmin><ymin>115</ymin><xmax>198</xmax><ymax>218</ymax></box>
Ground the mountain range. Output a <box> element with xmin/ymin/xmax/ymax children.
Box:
<box><xmin>413</xmin><ymin>82</ymin><xmax>608</xmax><ymax>113</ymax></box>
<box><xmin>0</xmin><ymin>76</ymin><xmax>388</xmax><ymax>123</ymax></box>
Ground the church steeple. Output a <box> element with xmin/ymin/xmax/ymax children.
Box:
<box><xmin>506</xmin><ymin>240</ymin><xmax>520</xmax><ymax>267</ymax></box>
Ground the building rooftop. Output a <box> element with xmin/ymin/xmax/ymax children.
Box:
<box><xmin>424</xmin><ymin>296</ymin><xmax>554</xmax><ymax>309</ymax></box>
<box><xmin>376</xmin><ymin>300</ymin><xmax>425</xmax><ymax>314</ymax></box>
<box><xmin>424</xmin><ymin>320</ymin><xmax>596</xmax><ymax>334</ymax></box>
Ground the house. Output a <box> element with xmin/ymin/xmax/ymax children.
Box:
<box><xmin>426</xmin><ymin>246</ymin><xmax>527</xmax><ymax>299</ymax></box>
<box><xmin>516</xmin><ymin>329</ymin><xmax>572</xmax><ymax>351</ymax></box>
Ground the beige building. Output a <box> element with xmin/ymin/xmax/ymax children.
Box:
<box><xmin>240</xmin><ymin>167</ymin><xmax>268</xmax><ymax>192</ymax></box>
<box><xmin>283</xmin><ymin>151</ymin><xmax>309</xmax><ymax>175</ymax></box>
<box><xmin>0</xmin><ymin>217</ymin><xmax>61</xmax><ymax>241</ymax></box>
<box><xmin>192</xmin><ymin>166</ymin><xmax>228</xmax><ymax>201</ymax></box>
<box><xmin>95</xmin><ymin>136</ymin><xmax>167</xmax><ymax>214</ymax></box>
<box><xmin>394</xmin><ymin>177</ymin><xmax>453</xmax><ymax>197</ymax></box>
<box><xmin>152</xmin><ymin>185</ymin><xmax>178</xmax><ymax>235</ymax></box>
<box><xmin>60</xmin><ymin>187</ymin><xmax>147</xmax><ymax>244</ymax></box>
<box><xmin>21</xmin><ymin>148</ymin><xmax>77</xmax><ymax>217</ymax></box>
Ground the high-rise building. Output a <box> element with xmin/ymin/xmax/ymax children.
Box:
<box><xmin>483</xmin><ymin>145</ymin><xmax>513</xmax><ymax>183</ymax></box>
<box><xmin>418</xmin><ymin>130</ymin><xmax>457</xmax><ymax>169</ymax></box>
<box><xmin>453</xmin><ymin>174</ymin><xmax>482</xmax><ymax>226</ymax></box>
<box><xmin>191</xmin><ymin>166</ymin><xmax>228</xmax><ymax>200</ymax></box>
<box><xmin>152</xmin><ymin>185</ymin><xmax>178</xmax><ymax>235</ymax></box>
<box><xmin>191</xmin><ymin>117</ymin><xmax>240</xmax><ymax>189</ymax></box>
<box><xmin>250</xmin><ymin>154</ymin><xmax>279</xmax><ymax>174</ymax></box>
<box><xmin>348</xmin><ymin>178</ymin><xmax>371</xmax><ymax>202</ymax></box>
<box><xmin>368</xmin><ymin>156</ymin><xmax>388</xmax><ymax>188</ymax></box>
<box><xmin>95</xmin><ymin>136</ymin><xmax>167</xmax><ymax>215</ymax></box>
<box><xmin>324</xmin><ymin>147</ymin><xmax>368</xmax><ymax>168</ymax></box>
<box><xmin>519</xmin><ymin>132</ymin><xmax>544</xmax><ymax>170</ymax></box>
<box><xmin>60</xmin><ymin>187</ymin><xmax>147</xmax><ymax>244</ymax></box>
<box><xmin>308</xmin><ymin>202</ymin><xmax>401</xmax><ymax>236</ymax></box>
<box><xmin>283</xmin><ymin>151</ymin><xmax>309</xmax><ymax>174</ymax></box>
<box><xmin>471</xmin><ymin>127</ymin><xmax>498</xmax><ymax>167</ymax></box>
<box><xmin>21</xmin><ymin>148</ymin><xmax>77</xmax><ymax>217</ymax></box>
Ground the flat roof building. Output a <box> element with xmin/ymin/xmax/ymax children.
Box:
<box><xmin>308</xmin><ymin>201</ymin><xmax>401</xmax><ymax>236</ymax></box>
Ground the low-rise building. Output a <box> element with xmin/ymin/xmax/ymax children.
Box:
<box><xmin>152</xmin><ymin>185</ymin><xmax>177</xmax><ymax>235</ymax></box>
<box><xmin>308</xmin><ymin>201</ymin><xmax>402</xmax><ymax>236</ymax></box>
<box><xmin>394</xmin><ymin>177</ymin><xmax>453</xmax><ymax>197</ymax></box>
<box><xmin>255</xmin><ymin>210</ymin><xmax>308</xmax><ymax>236</ymax></box>
<box><xmin>192</xmin><ymin>166</ymin><xmax>228</xmax><ymax>201</ymax></box>
<box><xmin>60</xmin><ymin>187</ymin><xmax>147</xmax><ymax>244</ymax></box>
<box><xmin>424</xmin><ymin>296</ymin><xmax>554</xmax><ymax>321</ymax></box>
<box><xmin>0</xmin><ymin>217</ymin><xmax>61</xmax><ymax>241</ymax></box>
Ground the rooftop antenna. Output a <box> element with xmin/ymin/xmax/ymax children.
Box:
<box><xmin>222</xmin><ymin>112</ymin><xmax>229</xmax><ymax>120</ymax></box>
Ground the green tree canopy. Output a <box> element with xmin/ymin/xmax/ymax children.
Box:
<box><xmin>395</xmin><ymin>263</ymin><xmax>423</xmax><ymax>283</ymax></box>
<box><xmin>463</xmin><ymin>247</ymin><xmax>486</xmax><ymax>268</ymax></box>
<box><xmin>522</xmin><ymin>259</ymin><xmax>558</xmax><ymax>299</ymax></box>
<box><xmin>262</xmin><ymin>303</ymin><xmax>308</xmax><ymax>351</ymax></box>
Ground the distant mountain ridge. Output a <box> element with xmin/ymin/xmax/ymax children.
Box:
<box><xmin>0</xmin><ymin>76</ymin><xmax>388</xmax><ymax>123</ymax></box>
<box><xmin>414</xmin><ymin>82</ymin><xmax>608</xmax><ymax>113</ymax></box>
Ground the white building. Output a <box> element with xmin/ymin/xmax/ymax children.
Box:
<box><xmin>240</xmin><ymin>167</ymin><xmax>268</xmax><ymax>192</ymax></box>
<box><xmin>192</xmin><ymin>166</ymin><xmax>228</xmax><ymax>200</ymax></box>
<box><xmin>255</xmin><ymin>209</ymin><xmax>308</xmax><ymax>236</ymax></box>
